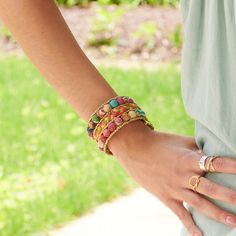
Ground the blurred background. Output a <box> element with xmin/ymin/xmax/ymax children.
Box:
<box><xmin>0</xmin><ymin>0</ymin><xmax>194</xmax><ymax>235</ymax></box>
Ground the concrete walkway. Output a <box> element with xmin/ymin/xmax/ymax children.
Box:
<box><xmin>49</xmin><ymin>188</ymin><xmax>182</xmax><ymax>236</ymax></box>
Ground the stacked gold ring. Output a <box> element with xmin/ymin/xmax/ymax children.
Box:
<box><xmin>206</xmin><ymin>156</ymin><xmax>217</xmax><ymax>172</ymax></box>
<box><xmin>198</xmin><ymin>155</ymin><xmax>218</xmax><ymax>172</ymax></box>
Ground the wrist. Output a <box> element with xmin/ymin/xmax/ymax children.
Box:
<box><xmin>107</xmin><ymin>119</ymin><xmax>154</xmax><ymax>156</ymax></box>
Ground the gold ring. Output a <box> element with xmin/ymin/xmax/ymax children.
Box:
<box><xmin>189</xmin><ymin>175</ymin><xmax>201</xmax><ymax>192</ymax></box>
<box><xmin>206</xmin><ymin>156</ymin><xmax>218</xmax><ymax>172</ymax></box>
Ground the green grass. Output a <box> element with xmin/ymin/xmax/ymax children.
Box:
<box><xmin>0</xmin><ymin>55</ymin><xmax>194</xmax><ymax>236</ymax></box>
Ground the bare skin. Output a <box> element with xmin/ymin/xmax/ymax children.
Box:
<box><xmin>1</xmin><ymin>1</ymin><xmax>236</xmax><ymax>236</ymax></box>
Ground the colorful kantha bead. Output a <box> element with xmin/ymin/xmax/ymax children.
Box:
<box><xmin>121</xmin><ymin>112</ymin><xmax>130</xmax><ymax>121</ymax></box>
<box><xmin>109</xmin><ymin>99</ymin><xmax>119</xmax><ymax>108</ymax></box>
<box><xmin>128</xmin><ymin>98</ymin><xmax>134</xmax><ymax>103</ymax></box>
<box><xmin>87</xmin><ymin>127</ymin><xmax>94</xmax><ymax>137</ymax></box>
<box><xmin>114</xmin><ymin>117</ymin><xmax>123</xmax><ymax>125</ymax></box>
<box><xmin>91</xmin><ymin>114</ymin><xmax>100</xmax><ymax>123</ymax></box>
<box><xmin>103</xmin><ymin>129</ymin><xmax>110</xmax><ymax>137</ymax></box>
<box><xmin>97</xmin><ymin>109</ymin><xmax>106</xmax><ymax>118</ymax></box>
<box><xmin>88</xmin><ymin>121</ymin><xmax>96</xmax><ymax>129</ymax></box>
<box><xmin>100</xmin><ymin>134</ymin><xmax>107</xmax><ymax>143</ymax></box>
<box><xmin>103</xmin><ymin>104</ymin><xmax>111</xmax><ymax>112</ymax></box>
<box><xmin>98</xmin><ymin>140</ymin><xmax>104</xmax><ymax>148</ymax></box>
<box><xmin>108</xmin><ymin>122</ymin><xmax>116</xmax><ymax>132</ymax></box>
<box><xmin>117</xmin><ymin>97</ymin><xmax>125</xmax><ymax>105</ymax></box>
<box><xmin>128</xmin><ymin>110</ymin><xmax>137</xmax><ymax>118</ymax></box>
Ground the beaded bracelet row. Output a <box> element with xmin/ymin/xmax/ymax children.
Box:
<box><xmin>93</xmin><ymin>103</ymin><xmax>140</xmax><ymax>141</ymax></box>
<box><xmin>98</xmin><ymin>108</ymin><xmax>154</xmax><ymax>155</ymax></box>
<box><xmin>87</xmin><ymin>96</ymin><xmax>137</xmax><ymax>139</ymax></box>
<box><xmin>96</xmin><ymin>105</ymin><xmax>141</xmax><ymax>143</ymax></box>
<box><xmin>87</xmin><ymin>95</ymin><xmax>155</xmax><ymax>155</ymax></box>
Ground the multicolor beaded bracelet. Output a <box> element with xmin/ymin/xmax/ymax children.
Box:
<box><xmin>93</xmin><ymin>103</ymin><xmax>140</xmax><ymax>141</ymax></box>
<box><xmin>86</xmin><ymin>95</ymin><xmax>154</xmax><ymax>155</ymax></box>
<box><xmin>87</xmin><ymin>96</ymin><xmax>136</xmax><ymax>139</ymax></box>
<box><xmin>95</xmin><ymin>105</ymin><xmax>140</xmax><ymax>143</ymax></box>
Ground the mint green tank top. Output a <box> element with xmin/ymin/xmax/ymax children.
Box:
<box><xmin>180</xmin><ymin>1</ymin><xmax>236</xmax><ymax>235</ymax></box>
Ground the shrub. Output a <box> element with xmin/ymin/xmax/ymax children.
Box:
<box><xmin>168</xmin><ymin>24</ymin><xmax>183</xmax><ymax>49</ymax></box>
<box><xmin>56</xmin><ymin>0</ymin><xmax>90</xmax><ymax>7</ymax></box>
<box><xmin>0</xmin><ymin>25</ymin><xmax>12</xmax><ymax>40</ymax></box>
<box><xmin>55</xmin><ymin>0</ymin><xmax>179</xmax><ymax>7</ymax></box>
<box><xmin>132</xmin><ymin>21</ymin><xmax>158</xmax><ymax>51</ymax></box>
<box><xmin>87</xmin><ymin>5</ymin><xmax>125</xmax><ymax>47</ymax></box>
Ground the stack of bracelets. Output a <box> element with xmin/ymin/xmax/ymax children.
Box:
<box><xmin>87</xmin><ymin>95</ymin><xmax>155</xmax><ymax>156</ymax></box>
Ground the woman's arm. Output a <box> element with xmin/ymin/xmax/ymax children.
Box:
<box><xmin>0</xmin><ymin>0</ymin><xmax>117</xmax><ymax>122</ymax></box>
<box><xmin>0</xmin><ymin>0</ymin><xmax>148</xmax><ymax>152</ymax></box>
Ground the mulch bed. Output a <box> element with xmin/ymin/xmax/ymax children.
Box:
<box><xmin>0</xmin><ymin>3</ymin><xmax>182</xmax><ymax>63</ymax></box>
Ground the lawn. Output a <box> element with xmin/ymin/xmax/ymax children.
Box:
<box><xmin>0</xmin><ymin>55</ymin><xmax>194</xmax><ymax>236</ymax></box>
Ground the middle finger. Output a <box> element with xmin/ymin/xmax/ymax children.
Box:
<box><xmin>194</xmin><ymin>153</ymin><xmax>236</xmax><ymax>174</ymax></box>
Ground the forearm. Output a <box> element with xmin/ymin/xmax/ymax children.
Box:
<box><xmin>0</xmin><ymin>0</ymin><xmax>117</xmax><ymax>122</ymax></box>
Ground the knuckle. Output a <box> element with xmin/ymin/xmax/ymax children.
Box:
<box><xmin>177</xmin><ymin>210</ymin><xmax>186</xmax><ymax>221</ymax></box>
<box><xmin>205</xmin><ymin>182</ymin><xmax>216</xmax><ymax>194</ymax></box>
<box><xmin>229</xmin><ymin>193</ymin><xmax>236</xmax><ymax>204</ymax></box>
<box><xmin>218</xmin><ymin>211</ymin><xmax>229</xmax><ymax>223</ymax></box>
<box><xmin>188</xmin><ymin>195</ymin><xmax>201</xmax><ymax>208</ymax></box>
<box><xmin>180</xmin><ymin>149</ymin><xmax>195</xmax><ymax>163</ymax></box>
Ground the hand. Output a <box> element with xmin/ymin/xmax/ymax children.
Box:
<box><xmin>108</xmin><ymin>120</ymin><xmax>236</xmax><ymax>236</ymax></box>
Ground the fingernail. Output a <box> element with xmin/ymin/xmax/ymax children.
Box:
<box><xmin>226</xmin><ymin>215</ymin><xmax>236</xmax><ymax>224</ymax></box>
<box><xmin>194</xmin><ymin>231</ymin><xmax>203</xmax><ymax>236</ymax></box>
<box><xmin>194</xmin><ymin>233</ymin><xmax>200</xmax><ymax>236</ymax></box>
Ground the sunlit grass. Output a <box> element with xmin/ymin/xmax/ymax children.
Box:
<box><xmin>0</xmin><ymin>55</ymin><xmax>194</xmax><ymax>235</ymax></box>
